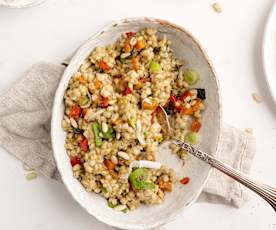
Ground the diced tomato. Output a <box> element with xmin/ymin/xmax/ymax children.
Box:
<box><xmin>99</xmin><ymin>61</ymin><xmax>111</xmax><ymax>72</ymax></box>
<box><xmin>180</xmin><ymin>177</ymin><xmax>190</xmax><ymax>185</ymax></box>
<box><xmin>125</xmin><ymin>31</ymin><xmax>135</xmax><ymax>37</ymax></box>
<box><xmin>104</xmin><ymin>159</ymin><xmax>116</xmax><ymax>170</ymax></box>
<box><xmin>122</xmin><ymin>87</ymin><xmax>133</xmax><ymax>96</ymax></box>
<box><xmin>191</xmin><ymin>120</ymin><xmax>202</xmax><ymax>132</ymax></box>
<box><xmin>124</xmin><ymin>42</ymin><xmax>131</xmax><ymax>53</ymax></box>
<box><xmin>70</xmin><ymin>156</ymin><xmax>82</xmax><ymax>167</ymax></box>
<box><xmin>100</xmin><ymin>97</ymin><xmax>109</xmax><ymax>108</ymax></box>
<box><xmin>69</xmin><ymin>105</ymin><xmax>82</xmax><ymax>119</ymax></box>
<box><xmin>179</xmin><ymin>90</ymin><xmax>192</xmax><ymax>101</ymax></box>
<box><xmin>80</xmin><ymin>137</ymin><xmax>89</xmax><ymax>152</ymax></box>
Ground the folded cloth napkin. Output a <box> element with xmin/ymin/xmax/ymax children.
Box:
<box><xmin>0</xmin><ymin>62</ymin><xmax>256</xmax><ymax>208</ymax></box>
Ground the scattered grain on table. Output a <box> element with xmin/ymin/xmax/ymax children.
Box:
<box><xmin>252</xmin><ymin>93</ymin><xmax>263</xmax><ymax>103</ymax></box>
<box><xmin>212</xmin><ymin>2</ymin><xmax>222</xmax><ymax>13</ymax></box>
<box><xmin>22</xmin><ymin>162</ymin><xmax>33</xmax><ymax>171</ymax></box>
<box><xmin>26</xmin><ymin>171</ymin><xmax>38</xmax><ymax>181</ymax></box>
<box><xmin>244</xmin><ymin>128</ymin><xmax>253</xmax><ymax>134</ymax></box>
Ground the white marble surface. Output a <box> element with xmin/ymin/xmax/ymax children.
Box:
<box><xmin>0</xmin><ymin>0</ymin><xmax>275</xmax><ymax>229</ymax></box>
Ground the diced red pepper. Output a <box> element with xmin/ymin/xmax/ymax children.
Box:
<box><xmin>80</xmin><ymin>137</ymin><xmax>89</xmax><ymax>152</ymax></box>
<box><xmin>174</xmin><ymin>100</ymin><xmax>183</xmax><ymax>112</ymax></box>
<box><xmin>100</xmin><ymin>97</ymin><xmax>109</xmax><ymax>108</ymax></box>
<box><xmin>180</xmin><ymin>177</ymin><xmax>190</xmax><ymax>185</ymax></box>
<box><xmin>70</xmin><ymin>156</ymin><xmax>82</xmax><ymax>167</ymax></box>
<box><xmin>125</xmin><ymin>31</ymin><xmax>135</xmax><ymax>37</ymax></box>
<box><xmin>169</xmin><ymin>95</ymin><xmax>193</xmax><ymax>114</ymax></box>
<box><xmin>169</xmin><ymin>95</ymin><xmax>177</xmax><ymax>104</ymax></box>
<box><xmin>191</xmin><ymin>120</ymin><xmax>202</xmax><ymax>132</ymax></box>
<box><xmin>122</xmin><ymin>87</ymin><xmax>133</xmax><ymax>96</ymax></box>
<box><xmin>163</xmin><ymin>98</ymin><xmax>170</xmax><ymax>108</ymax></box>
<box><xmin>69</xmin><ymin>105</ymin><xmax>82</xmax><ymax>119</ymax></box>
<box><xmin>179</xmin><ymin>90</ymin><xmax>192</xmax><ymax>101</ymax></box>
<box><xmin>99</xmin><ymin>61</ymin><xmax>111</xmax><ymax>72</ymax></box>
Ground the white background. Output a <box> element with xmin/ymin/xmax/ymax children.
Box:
<box><xmin>0</xmin><ymin>0</ymin><xmax>276</xmax><ymax>229</ymax></box>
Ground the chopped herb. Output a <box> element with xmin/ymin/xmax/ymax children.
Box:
<box><xmin>101</xmin><ymin>187</ymin><xmax>108</xmax><ymax>193</ymax></box>
<box><xmin>92</xmin><ymin>123</ymin><xmax>103</xmax><ymax>147</ymax></box>
<box><xmin>129</xmin><ymin>119</ymin><xmax>136</xmax><ymax>128</ymax></box>
<box><xmin>102</xmin><ymin>127</ymin><xmax>114</xmax><ymax>140</ymax></box>
<box><xmin>122</xmin><ymin>208</ymin><xmax>128</xmax><ymax>213</ymax></box>
<box><xmin>157</xmin><ymin>136</ymin><xmax>164</xmax><ymax>143</ymax></box>
<box><xmin>26</xmin><ymin>172</ymin><xmax>38</xmax><ymax>181</ymax></box>
<box><xmin>73</xmin><ymin>127</ymin><xmax>83</xmax><ymax>134</ymax></box>
<box><xmin>119</xmin><ymin>57</ymin><xmax>126</xmax><ymax>64</ymax></box>
<box><xmin>108</xmin><ymin>201</ymin><xmax>117</xmax><ymax>208</ymax></box>
<box><xmin>79</xmin><ymin>96</ymin><xmax>89</xmax><ymax>106</ymax></box>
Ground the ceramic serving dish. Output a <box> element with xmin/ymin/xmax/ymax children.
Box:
<box><xmin>0</xmin><ymin>0</ymin><xmax>46</xmax><ymax>8</ymax></box>
<box><xmin>51</xmin><ymin>17</ymin><xmax>222</xmax><ymax>229</ymax></box>
<box><xmin>262</xmin><ymin>2</ymin><xmax>276</xmax><ymax>104</ymax></box>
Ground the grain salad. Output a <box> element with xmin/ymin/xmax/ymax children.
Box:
<box><xmin>62</xmin><ymin>28</ymin><xmax>206</xmax><ymax>212</ymax></box>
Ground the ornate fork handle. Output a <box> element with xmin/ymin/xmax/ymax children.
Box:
<box><xmin>174</xmin><ymin>140</ymin><xmax>276</xmax><ymax>211</ymax></box>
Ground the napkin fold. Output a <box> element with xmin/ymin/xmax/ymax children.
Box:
<box><xmin>0</xmin><ymin>62</ymin><xmax>256</xmax><ymax>207</ymax></box>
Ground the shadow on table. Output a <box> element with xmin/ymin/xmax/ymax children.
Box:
<box><xmin>253</xmin><ymin>0</ymin><xmax>276</xmax><ymax>116</ymax></box>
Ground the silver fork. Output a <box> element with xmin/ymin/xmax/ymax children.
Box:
<box><xmin>156</xmin><ymin>105</ymin><xmax>276</xmax><ymax>211</ymax></box>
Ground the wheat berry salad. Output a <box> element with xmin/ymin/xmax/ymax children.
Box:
<box><xmin>62</xmin><ymin>28</ymin><xmax>206</xmax><ymax>212</ymax></box>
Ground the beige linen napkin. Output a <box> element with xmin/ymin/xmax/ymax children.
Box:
<box><xmin>0</xmin><ymin>62</ymin><xmax>256</xmax><ymax>207</ymax></box>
